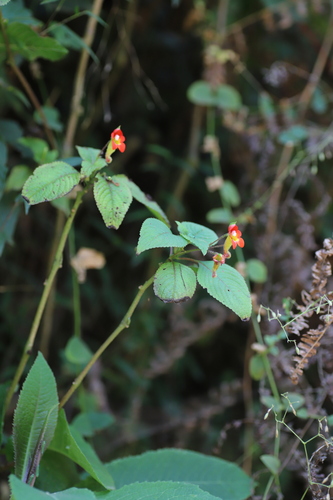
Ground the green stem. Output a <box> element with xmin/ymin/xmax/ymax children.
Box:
<box><xmin>68</xmin><ymin>228</ymin><xmax>81</xmax><ymax>337</ymax></box>
<box><xmin>59</xmin><ymin>274</ymin><xmax>155</xmax><ymax>409</ymax></box>
<box><xmin>4</xmin><ymin>189</ymin><xmax>87</xmax><ymax>413</ymax></box>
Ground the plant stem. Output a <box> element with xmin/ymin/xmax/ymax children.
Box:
<box><xmin>68</xmin><ymin>228</ymin><xmax>81</xmax><ymax>337</ymax></box>
<box><xmin>59</xmin><ymin>274</ymin><xmax>155</xmax><ymax>408</ymax></box>
<box><xmin>4</xmin><ymin>189</ymin><xmax>87</xmax><ymax>413</ymax></box>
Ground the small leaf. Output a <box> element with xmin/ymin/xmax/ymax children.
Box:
<box><xmin>187</xmin><ymin>81</ymin><xmax>241</xmax><ymax>110</ymax></box>
<box><xmin>246</xmin><ymin>259</ymin><xmax>267</xmax><ymax>283</ymax></box>
<box><xmin>260</xmin><ymin>455</ymin><xmax>280</xmax><ymax>475</ymax></box>
<box><xmin>206</xmin><ymin>208</ymin><xmax>234</xmax><ymax>224</ymax></box>
<box><xmin>197</xmin><ymin>261</ymin><xmax>252</xmax><ymax>320</ymax></box>
<box><xmin>259</xmin><ymin>92</ymin><xmax>275</xmax><ymax>119</ymax></box>
<box><xmin>176</xmin><ymin>221</ymin><xmax>218</xmax><ymax>255</ymax></box>
<box><xmin>107</xmin><ymin>448</ymin><xmax>253</xmax><ymax>500</ymax></box>
<box><xmin>249</xmin><ymin>355</ymin><xmax>266</xmax><ymax>381</ymax></box>
<box><xmin>94</xmin><ymin>174</ymin><xmax>132</xmax><ymax>229</ymax></box>
<box><xmin>22</xmin><ymin>162</ymin><xmax>81</xmax><ymax>205</ymax></box>
<box><xmin>136</xmin><ymin>218</ymin><xmax>187</xmax><ymax>254</ymax></box>
<box><xmin>64</xmin><ymin>337</ymin><xmax>93</xmax><ymax>365</ymax></box>
<box><xmin>0</xmin><ymin>23</ymin><xmax>68</xmax><ymax>62</ymax></box>
<box><xmin>48</xmin><ymin>409</ymin><xmax>114</xmax><ymax>490</ymax></box>
<box><xmin>278</xmin><ymin>125</ymin><xmax>308</xmax><ymax>145</ymax></box>
<box><xmin>220</xmin><ymin>181</ymin><xmax>240</xmax><ymax>207</ymax></box>
<box><xmin>5</xmin><ymin>165</ymin><xmax>31</xmax><ymax>191</ymax></box>
<box><xmin>33</xmin><ymin>106</ymin><xmax>63</xmax><ymax>132</ymax></box>
<box><xmin>13</xmin><ymin>352</ymin><xmax>59</xmax><ymax>483</ymax></box>
<box><xmin>18</xmin><ymin>137</ymin><xmax>58</xmax><ymax>164</ymax></box>
<box><xmin>72</xmin><ymin>411</ymin><xmax>115</xmax><ymax>438</ymax></box>
<box><xmin>154</xmin><ymin>262</ymin><xmax>196</xmax><ymax>303</ymax></box>
<box><xmin>126</xmin><ymin>179</ymin><xmax>169</xmax><ymax>225</ymax></box>
<box><xmin>77</xmin><ymin>146</ymin><xmax>106</xmax><ymax>177</ymax></box>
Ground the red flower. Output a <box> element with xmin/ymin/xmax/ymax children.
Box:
<box><xmin>223</xmin><ymin>223</ymin><xmax>245</xmax><ymax>252</ymax></box>
<box><xmin>111</xmin><ymin>128</ymin><xmax>126</xmax><ymax>153</ymax></box>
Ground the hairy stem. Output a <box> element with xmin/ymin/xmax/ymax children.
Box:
<box><xmin>59</xmin><ymin>275</ymin><xmax>155</xmax><ymax>408</ymax></box>
<box><xmin>4</xmin><ymin>189</ymin><xmax>87</xmax><ymax>413</ymax></box>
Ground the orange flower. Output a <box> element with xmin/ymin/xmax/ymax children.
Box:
<box><xmin>212</xmin><ymin>253</ymin><xmax>226</xmax><ymax>278</ymax></box>
<box><xmin>223</xmin><ymin>223</ymin><xmax>245</xmax><ymax>252</ymax></box>
<box><xmin>105</xmin><ymin>128</ymin><xmax>126</xmax><ymax>163</ymax></box>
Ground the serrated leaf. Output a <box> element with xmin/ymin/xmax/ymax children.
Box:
<box><xmin>197</xmin><ymin>261</ymin><xmax>252</xmax><ymax>320</ymax></box>
<box><xmin>100</xmin><ymin>481</ymin><xmax>221</xmax><ymax>500</ymax></box>
<box><xmin>94</xmin><ymin>174</ymin><xmax>132</xmax><ymax>229</ymax></box>
<box><xmin>72</xmin><ymin>411</ymin><xmax>115</xmax><ymax>438</ymax></box>
<box><xmin>154</xmin><ymin>262</ymin><xmax>196</xmax><ymax>303</ymax></box>
<box><xmin>136</xmin><ymin>218</ymin><xmax>188</xmax><ymax>254</ymax></box>
<box><xmin>260</xmin><ymin>455</ymin><xmax>280</xmax><ymax>475</ymax></box>
<box><xmin>77</xmin><ymin>146</ymin><xmax>106</xmax><ymax>177</ymax></box>
<box><xmin>48</xmin><ymin>409</ymin><xmax>114</xmax><ymax>490</ymax></box>
<box><xmin>64</xmin><ymin>337</ymin><xmax>92</xmax><ymax>365</ymax></box>
<box><xmin>0</xmin><ymin>23</ymin><xmax>68</xmax><ymax>62</ymax></box>
<box><xmin>22</xmin><ymin>162</ymin><xmax>80</xmax><ymax>205</ymax></box>
<box><xmin>176</xmin><ymin>221</ymin><xmax>218</xmax><ymax>255</ymax></box>
<box><xmin>13</xmin><ymin>352</ymin><xmax>59</xmax><ymax>483</ymax></box>
<box><xmin>126</xmin><ymin>179</ymin><xmax>169</xmax><ymax>225</ymax></box>
<box><xmin>10</xmin><ymin>475</ymin><xmax>95</xmax><ymax>500</ymax></box>
<box><xmin>187</xmin><ymin>81</ymin><xmax>241</xmax><ymax>110</ymax></box>
<box><xmin>106</xmin><ymin>448</ymin><xmax>253</xmax><ymax>500</ymax></box>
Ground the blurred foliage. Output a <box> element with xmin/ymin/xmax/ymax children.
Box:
<box><xmin>1</xmin><ymin>0</ymin><xmax>333</xmax><ymax>498</ymax></box>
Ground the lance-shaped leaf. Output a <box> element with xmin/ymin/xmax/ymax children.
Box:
<box><xmin>126</xmin><ymin>179</ymin><xmax>169</xmax><ymax>225</ymax></box>
<box><xmin>154</xmin><ymin>262</ymin><xmax>196</xmax><ymax>303</ymax></box>
<box><xmin>48</xmin><ymin>409</ymin><xmax>114</xmax><ymax>490</ymax></box>
<box><xmin>22</xmin><ymin>162</ymin><xmax>81</xmax><ymax>205</ymax></box>
<box><xmin>76</xmin><ymin>146</ymin><xmax>106</xmax><ymax>177</ymax></box>
<box><xmin>13</xmin><ymin>352</ymin><xmax>58</xmax><ymax>484</ymax></box>
<box><xmin>197</xmin><ymin>261</ymin><xmax>252</xmax><ymax>320</ymax></box>
<box><xmin>94</xmin><ymin>174</ymin><xmax>132</xmax><ymax>229</ymax></box>
<box><xmin>176</xmin><ymin>221</ymin><xmax>218</xmax><ymax>255</ymax></box>
<box><xmin>136</xmin><ymin>218</ymin><xmax>187</xmax><ymax>254</ymax></box>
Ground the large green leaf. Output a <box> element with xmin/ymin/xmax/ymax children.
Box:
<box><xmin>154</xmin><ymin>261</ymin><xmax>196</xmax><ymax>303</ymax></box>
<box><xmin>13</xmin><ymin>352</ymin><xmax>59</xmax><ymax>484</ymax></box>
<box><xmin>126</xmin><ymin>179</ymin><xmax>169</xmax><ymax>225</ymax></box>
<box><xmin>187</xmin><ymin>81</ymin><xmax>241</xmax><ymax>110</ymax></box>
<box><xmin>176</xmin><ymin>221</ymin><xmax>218</xmax><ymax>255</ymax></box>
<box><xmin>10</xmin><ymin>475</ymin><xmax>95</xmax><ymax>500</ymax></box>
<box><xmin>197</xmin><ymin>262</ymin><xmax>252</xmax><ymax>320</ymax></box>
<box><xmin>106</xmin><ymin>449</ymin><xmax>252</xmax><ymax>500</ymax></box>
<box><xmin>100</xmin><ymin>481</ymin><xmax>221</xmax><ymax>500</ymax></box>
<box><xmin>22</xmin><ymin>162</ymin><xmax>81</xmax><ymax>205</ymax></box>
<box><xmin>48</xmin><ymin>409</ymin><xmax>114</xmax><ymax>490</ymax></box>
<box><xmin>77</xmin><ymin>146</ymin><xmax>106</xmax><ymax>177</ymax></box>
<box><xmin>93</xmin><ymin>174</ymin><xmax>132</xmax><ymax>229</ymax></box>
<box><xmin>136</xmin><ymin>218</ymin><xmax>187</xmax><ymax>254</ymax></box>
<box><xmin>0</xmin><ymin>23</ymin><xmax>68</xmax><ymax>62</ymax></box>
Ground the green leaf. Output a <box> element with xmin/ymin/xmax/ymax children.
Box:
<box><xmin>187</xmin><ymin>81</ymin><xmax>241</xmax><ymax>110</ymax></box>
<box><xmin>48</xmin><ymin>409</ymin><xmax>115</xmax><ymax>490</ymax></box>
<box><xmin>206</xmin><ymin>207</ymin><xmax>233</xmax><ymax>224</ymax></box>
<box><xmin>0</xmin><ymin>0</ymin><xmax>11</xmax><ymax>5</ymax></box>
<box><xmin>197</xmin><ymin>261</ymin><xmax>252</xmax><ymax>320</ymax></box>
<box><xmin>220</xmin><ymin>181</ymin><xmax>240</xmax><ymax>207</ymax></box>
<box><xmin>13</xmin><ymin>352</ymin><xmax>59</xmax><ymax>483</ymax></box>
<box><xmin>51</xmin><ymin>197</ymin><xmax>71</xmax><ymax>216</ymax></box>
<box><xmin>10</xmin><ymin>475</ymin><xmax>96</xmax><ymax>500</ymax></box>
<box><xmin>36</xmin><ymin>450</ymin><xmax>80</xmax><ymax>493</ymax></box>
<box><xmin>246</xmin><ymin>259</ymin><xmax>267</xmax><ymax>283</ymax></box>
<box><xmin>154</xmin><ymin>262</ymin><xmax>196</xmax><ymax>303</ymax></box>
<box><xmin>106</xmin><ymin>449</ymin><xmax>253</xmax><ymax>500</ymax></box>
<box><xmin>5</xmin><ymin>165</ymin><xmax>31</xmax><ymax>191</ymax></box>
<box><xmin>77</xmin><ymin>146</ymin><xmax>106</xmax><ymax>177</ymax></box>
<box><xmin>18</xmin><ymin>137</ymin><xmax>58</xmax><ymax>164</ymax></box>
<box><xmin>0</xmin><ymin>119</ymin><xmax>23</xmax><ymax>144</ymax></box>
<box><xmin>49</xmin><ymin>23</ymin><xmax>98</xmax><ymax>64</ymax></box>
<box><xmin>101</xmin><ymin>481</ymin><xmax>221</xmax><ymax>500</ymax></box>
<box><xmin>259</xmin><ymin>92</ymin><xmax>275</xmax><ymax>119</ymax></box>
<box><xmin>278</xmin><ymin>125</ymin><xmax>308</xmax><ymax>145</ymax></box>
<box><xmin>249</xmin><ymin>355</ymin><xmax>266</xmax><ymax>381</ymax></box>
<box><xmin>0</xmin><ymin>23</ymin><xmax>68</xmax><ymax>62</ymax></box>
<box><xmin>1</xmin><ymin>0</ymin><xmax>39</xmax><ymax>25</ymax></box>
<box><xmin>0</xmin><ymin>141</ymin><xmax>8</xmax><ymax>199</ymax></box>
<box><xmin>72</xmin><ymin>411</ymin><xmax>115</xmax><ymax>438</ymax></box>
<box><xmin>22</xmin><ymin>162</ymin><xmax>81</xmax><ymax>205</ymax></box>
<box><xmin>64</xmin><ymin>337</ymin><xmax>92</xmax><ymax>365</ymax></box>
<box><xmin>136</xmin><ymin>218</ymin><xmax>187</xmax><ymax>254</ymax></box>
<box><xmin>0</xmin><ymin>193</ymin><xmax>21</xmax><ymax>255</ymax></box>
<box><xmin>94</xmin><ymin>174</ymin><xmax>132</xmax><ymax>229</ymax></box>
<box><xmin>33</xmin><ymin>106</ymin><xmax>64</xmax><ymax>132</ymax></box>
<box><xmin>126</xmin><ymin>179</ymin><xmax>169</xmax><ymax>225</ymax></box>
<box><xmin>0</xmin><ymin>382</ymin><xmax>10</xmax><ymax>446</ymax></box>
<box><xmin>260</xmin><ymin>455</ymin><xmax>280</xmax><ymax>475</ymax></box>
<box><xmin>176</xmin><ymin>221</ymin><xmax>218</xmax><ymax>255</ymax></box>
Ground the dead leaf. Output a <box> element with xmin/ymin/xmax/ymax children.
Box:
<box><xmin>71</xmin><ymin>247</ymin><xmax>106</xmax><ymax>283</ymax></box>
